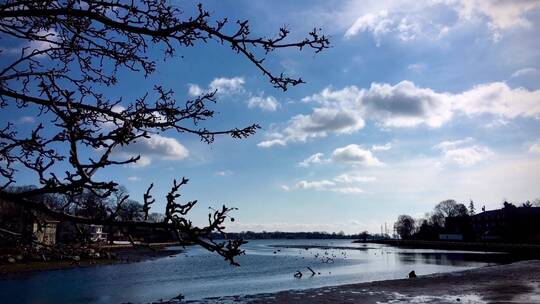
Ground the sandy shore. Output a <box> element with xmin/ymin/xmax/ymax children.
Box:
<box><xmin>182</xmin><ymin>260</ymin><xmax>540</xmax><ymax>304</ymax></box>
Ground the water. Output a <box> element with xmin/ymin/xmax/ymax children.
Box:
<box><xmin>0</xmin><ymin>239</ymin><xmax>514</xmax><ymax>304</ymax></box>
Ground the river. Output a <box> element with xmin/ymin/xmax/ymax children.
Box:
<box><xmin>0</xmin><ymin>239</ymin><xmax>515</xmax><ymax>304</ymax></box>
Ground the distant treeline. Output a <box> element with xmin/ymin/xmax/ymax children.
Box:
<box><xmin>211</xmin><ymin>231</ymin><xmax>368</xmax><ymax>240</ymax></box>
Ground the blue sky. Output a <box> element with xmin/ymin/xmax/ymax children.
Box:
<box><xmin>2</xmin><ymin>0</ymin><xmax>540</xmax><ymax>233</ymax></box>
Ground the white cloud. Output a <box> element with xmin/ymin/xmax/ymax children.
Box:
<box><xmin>295</xmin><ymin>179</ymin><xmax>335</xmax><ymax>191</ymax></box>
<box><xmin>344</xmin><ymin>10</ymin><xmax>394</xmax><ymax>45</ymax></box>
<box><xmin>333</xmin><ymin>174</ymin><xmax>376</xmax><ymax>183</ymax></box>
<box><xmin>215</xmin><ymin>170</ymin><xmax>233</xmax><ymax>176</ymax></box>
<box><xmin>26</xmin><ymin>29</ymin><xmax>60</xmax><ymax>56</ymax></box>
<box><xmin>511</xmin><ymin>67</ymin><xmax>538</xmax><ymax>78</ymax></box>
<box><xmin>257</xmin><ymin>139</ymin><xmax>286</xmax><ymax>148</ymax></box>
<box><xmin>407</xmin><ymin>63</ymin><xmax>426</xmax><ymax>73</ymax></box>
<box><xmin>343</xmin><ymin>8</ymin><xmax>439</xmax><ymax>45</ymax></box>
<box><xmin>330</xmin><ymin>187</ymin><xmax>364</xmax><ymax>194</ymax></box>
<box><xmin>100</xmin><ymin>105</ymin><xmax>126</xmax><ymax>129</ymax></box>
<box><xmin>485</xmin><ymin>118</ymin><xmax>509</xmax><ymax>128</ymax></box>
<box><xmin>434</xmin><ymin>137</ymin><xmax>475</xmax><ymax>151</ymax></box>
<box><xmin>454</xmin><ymin>82</ymin><xmax>540</xmax><ymax>119</ymax></box>
<box><xmin>247</xmin><ymin>95</ymin><xmax>280</xmax><ymax>111</ymax></box>
<box><xmin>298</xmin><ymin>152</ymin><xmax>327</xmax><ymax>167</ymax></box>
<box><xmin>209</xmin><ymin>77</ymin><xmax>245</xmax><ymax>94</ymax></box>
<box><xmin>361</xmin><ymin>81</ymin><xmax>453</xmax><ymax>128</ymax></box>
<box><xmin>293</xmin><ymin>179</ymin><xmax>363</xmax><ymax>195</ymax></box>
<box><xmin>434</xmin><ymin>138</ymin><xmax>493</xmax><ymax>167</ymax></box>
<box><xmin>187</xmin><ymin>77</ymin><xmax>245</xmax><ymax>96</ymax></box>
<box><xmin>115</xmin><ymin>134</ymin><xmax>189</xmax><ymax>167</ymax></box>
<box><xmin>341</xmin><ymin>0</ymin><xmax>540</xmax><ymax>44</ymax></box>
<box><xmin>127</xmin><ymin>176</ymin><xmax>140</xmax><ymax>181</ymax></box>
<box><xmin>455</xmin><ymin>0</ymin><xmax>540</xmax><ymax>40</ymax></box>
<box><xmin>258</xmin><ymin>108</ymin><xmax>365</xmax><ymax>147</ymax></box>
<box><xmin>372</xmin><ymin>143</ymin><xmax>392</xmax><ymax>151</ymax></box>
<box><xmin>529</xmin><ymin>142</ymin><xmax>540</xmax><ymax>154</ymax></box>
<box><xmin>18</xmin><ymin>116</ymin><xmax>35</xmax><ymax>124</ymax></box>
<box><xmin>259</xmin><ymin>81</ymin><xmax>540</xmax><ymax>147</ymax></box>
<box><xmin>187</xmin><ymin>84</ymin><xmax>203</xmax><ymax>97</ymax></box>
<box><xmin>332</xmin><ymin>144</ymin><xmax>384</xmax><ymax>166</ymax></box>
<box><xmin>287</xmin><ymin>172</ymin><xmax>375</xmax><ymax>195</ymax></box>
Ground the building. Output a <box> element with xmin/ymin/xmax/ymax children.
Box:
<box><xmin>88</xmin><ymin>225</ymin><xmax>107</xmax><ymax>242</ymax></box>
<box><xmin>32</xmin><ymin>220</ymin><xmax>59</xmax><ymax>245</ymax></box>
<box><xmin>472</xmin><ymin>205</ymin><xmax>540</xmax><ymax>242</ymax></box>
<box><xmin>0</xmin><ymin>199</ymin><xmax>59</xmax><ymax>246</ymax></box>
<box><xmin>439</xmin><ymin>205</ymin><xmax>540</xmax><ymax>243</ymax></box>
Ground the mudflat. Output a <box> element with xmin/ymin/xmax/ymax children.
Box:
<box><xmin>185</xmin><ymin>260</ymin><xmax>540</xmax><ymax>304</ymax></box>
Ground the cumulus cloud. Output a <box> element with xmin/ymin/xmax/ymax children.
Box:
<box><xmin>258</xmin><ymin>107</ymin><xmax>365</xmax><ymax>148</ymax></box>
<box><xmin>454</xmin><ymin>82</ymin><xmax>540</xmax><ymax>119</ymax></box>
<box><xmin>187</xmin><ymin>77</ymin><xmax>245</xmax><ymax>96</ymax></box>
<box><xmin>209</xmin><ymin>77</ymin><xmax>245</xmax><ymax>94</ymax></box>
<box><xmin>297</xmin><ymin>145</ymin><xmax>384</xmax><ymax>168</ymax></box>
<box><xmin>247</xmin><ymin>95</ymin><xmax>280</xmax><ymax>111</ymax></box>
<box><xmin>344</xmin><ymin>10</ymin><xmax>394</xmax><ymax>44</ymax></box>
<box><xmin>299</xmin><ymin>152</ymin><xmax>327</xmax><ymax>167</ymax></box>
<box><xmin>361</xmin><ymin>81</ymin><xmax>453</xmax><ymax>127</ymax></box>
<box><xmin>332</xmin><ymin>144</ymin><xmax>384</xmax><ymax>166</ymax></box>
<box><xmin>259</xmin><ymin>81</ymin><xmax>540</xmax><ymax>147</ymax></box>
<box><xmin>434</xmin><ymin>138</ymin><xmax>493</xmax><ymax>167</ymax></box>
<box><xmin>114</xmin><ymin>134</ymin><xmax>189</xmax><ymax>167</ymax></box>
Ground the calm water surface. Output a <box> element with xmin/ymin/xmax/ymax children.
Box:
<box><xmin>0</xmin><ymin>239</ymin><xmax>513</xmax><ymax>304</ymax></box>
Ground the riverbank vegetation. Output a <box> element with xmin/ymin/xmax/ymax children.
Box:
<box><xmin>392</xmin><ymin>199</ymin><xmax>540</xmax><ymax>244</ymax></box>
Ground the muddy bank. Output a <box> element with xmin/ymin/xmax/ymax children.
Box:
<box><xmin>0</xmin><ymin>244</ymin><xmax>182</xmax><ymax>275</ymax></box>
<box><xmin>180</xmin><ymin>260</ymin><xmax>540</xmax><ymax>304</ymax></box>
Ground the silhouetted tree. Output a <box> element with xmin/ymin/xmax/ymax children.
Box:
<box><xmin>468</xmin><ymin>200</ymin><xmax>476</xmax><ymax>215</ymax></box>
<box><xmin>522</xmin><ymin>201</ymin><xmax>533</xmax><ymax>208</ymax></box>
<box><xmin>358</xmin><ymin>231</ymin><xmax>370</xmax><ymax>241</ymax></box>
<box><xmin>0</xmin><ymin>0</ymin><xmax>329</xmax><ymax>264</ymax></box>
<box><xmin>435</xmin><ymin>200</ymin><xmax>468</xmax><ymax>217</ymax></box>
<box><xmin>394</xmin><ymin>215</ymin><xmax>415</xmax><ymax>240</ymax></box>
<box><xmin>503</xmin><ymin>201</ymin><xmax>517</xmax><ymax>209</ymax></box>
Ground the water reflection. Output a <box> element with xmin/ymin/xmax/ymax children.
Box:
<box><xmin>0</xmin><ymin>240</ymin><xmax>517</xmax><ymax>304</ymax></box>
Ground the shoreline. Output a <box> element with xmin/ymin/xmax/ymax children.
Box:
<box><xmin>182</xmin><ymin>260</ymin><xmax>540</xmax><ymax>304</ymax></box>
<box><xmin>357</xmin><ymin>239</ymin><xmax>540</xmax><ymax>256</ymax></box>
<box><xmin>0</xmin><ymin>243</ymin><xmax>182</xmax><ymax>275</ymax></box>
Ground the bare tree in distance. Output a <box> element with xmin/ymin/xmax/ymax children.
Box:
<box><xmin>394</xmin><ymin>215</ymin><xmax>415</xmax><ymax>240</ymax></box>
<box><xmin>0</xmin><ymin>0</ymin><xmax>330</xmax><ymax>265</ymax></box>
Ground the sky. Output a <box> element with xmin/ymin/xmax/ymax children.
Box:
<box><xmin>2</xmin><ymin>0</ymin><xmax>540</xmax><ymax>234</ymax></box>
